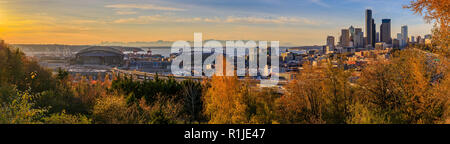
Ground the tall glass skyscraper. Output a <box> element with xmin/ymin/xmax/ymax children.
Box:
<box><xmin>380</xmin><ymin>19</ymin><xmax>391</xmax><ymax>44</ymax></box>
<box><xmin>365</xmin><ymin>9</ymin><xmax>376</xmax><ymax>48</ymax></box>
<box><xmin>401</xmin><ymin>25</ymin><xmax>408</xmax><ymax>47</ymax></box>
<box><xmin>397</xmin><ymin>33</ymin><xmax>403</xmax><ymax>48</ymax></box>
<box><xmin>365</xmin><ymin>9</ymin><xmax>373</xmax><ymax>48</ymax></box>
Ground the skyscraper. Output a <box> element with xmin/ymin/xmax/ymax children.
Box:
<box><xmin>349</xmin><ymin>26</ymin><xmax>355</xmax><ymax>40</ymax></box>
<box><xmin>372</xmin><ymin>19</ymin><xmax>376</xmax><ymax>47</ymax></box>
<box><xmin>327</xmin><ymin>36</ymin><xmax>335</xmax><ymax>49</ymax></box>
<box><xmin>376</xmin><ymin>32</ymin><xmax>380</xmax><ymax>43</ymax></box>
<box><xmin>417</xmin><ymin>36</ymin><xmax>422</xmax><ymax>44</ymax></box>
<box><xmin>393</xmin><ymin>39</ymin><xmax>400</xmax><ymax>49</ymax></box>
<box><xmin>365</xmin><ymin>9</ymin><xmax>373</xmax><ymax>48</ymax></box>
<box><xmin>380</xmin><ymin>19</ymin><xmax>391</xmax><ymax>44</ymax></box>
<box><xmin>341</xmin><ymin>29</ymin><xmax>350</xmax><ymax>47</ymax></box>
<box><xmin>397</xmin><ymin>33</ymin><xmax>403</xmax><ymax>48</ymax></box>
<box><xmin>401</xmin><ymin>25</ymin><xmax>408</xmax><ymax>47</ymax></box>
<box><xmin>354</xmin><ymin>28</ymin><xmax>364</xmax><ymax>48</ymax></box>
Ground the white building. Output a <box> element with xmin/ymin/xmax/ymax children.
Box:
<box><xmin>401</xmin><ymin>25</ymin><xmax>408</xmax><ymax>47</ymax></box>
<box><xmin>397</xmin><ymin>33</ymin><xmax>403</xmax><ymax>48</ymax></box>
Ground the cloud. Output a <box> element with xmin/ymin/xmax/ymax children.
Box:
<box><xmin>174</xmin><ymin>17</ymin><xmax>222</xmax><ymax>23</ymax></box>
<box><xmin>113</xmin><ymin>15</ymin><xmax>214</xmax><ymax>24</ymax></box>
<box><xmin>309</xmin><ymin>0</ymin><xmax>330</xmax><ymax>8</ymax></box>
<box><xmin>70</xmin><ymin>19</ymin><xmax>102</xmax><ymax>24</ymax></box>
<box><xmin>224</xmin><ymin>16</ymin><xmax>319</xmax><ymax>25</ymax></box>
<box><xmin>113</xmin><ymin>15</ymin><xmax>320</xmax><ymax>25</ymax></box>
<box><xmin>115</xmin><ymin>11</ymin><xmax>138</xmax><ymax>15</ymax></box>
<box><xmin>114</xmin><ymin>15</ymin><xmax>164</xmax><ymax>24</ymax></box>
<box><xmin>174</xmin><ymin>17</ymin><xmax>205</xmax><ymax>23</ymax></box>
<box><xmin>203</xmin><ymin>17</ymin><xmax>222</xmax><ymax>23</ymax></box>
<box><xmin>105</xmin><ymin>4</ymin><xmax>186</xmax><ymax>11</ymax></box>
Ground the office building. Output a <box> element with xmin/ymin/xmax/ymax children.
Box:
<box><xmin>417</xmin><ymin>36</ymin><xmax>422</xmax><ymax>44</ymax></box>
<box><xmin>341</xmin><ymin>29</ymin><xmax>350</xmax><ymax>47</ymax></box>
<box><xmin>393</xmin><ymin>39</ymin><xmax>400</xmax><ymax>49</ymax></box>
<box><xmin>401</xmin><ymin>25</ymin><xmax>408</xmax><ymax>47</ymax></box>
<box><xmin>327</xmin><ymin>36</ymin><xmax>335</xmax><ymax>49</ymax></box>
<box><xmin>349</xmin><ymin>26</ymin><xmax>355</xmax><ymax>40</ymax></box>
<box><xmin>380</xmin><ymin>19</ymin><xmax>391</xmax><ymax>44</ymax></box>
<box><xmin>365</xmin><ymin>9</ymin><xmax>374</xmax><ymax>48</ymax></box>
<box><xmin>372</xmin><ymin>19</ymin><xmax>376</xmax><ymax>47</ymax></box>
<box><xmin>354</xmin><ymin>28</ymin><xmax>364</xmax><ymax>48</ymax></box>
<box><xmin>376</xmin><ymin>32</ymin><xmax>380</xmax><ymax>43</ymax></box>
<box><xmin>397</xmin><ymin>33</ymin><xmax>403</xmax><ymax>48</ymax></box>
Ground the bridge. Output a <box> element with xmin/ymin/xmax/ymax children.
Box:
<box><xmin>111</xmin><ymin>68</ymin><xmax>205</xmax><ymax>81</ymax></box>
<box><xmin>111</xmin><ymin>68</ymin><xmax>288</xmax><ymax>86</ymax></box>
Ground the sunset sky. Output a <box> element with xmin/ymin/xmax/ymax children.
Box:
<box><xmin>0</xmin><ymin>0</ymin><xmax>433</xmax><ymax>46</ymax></box>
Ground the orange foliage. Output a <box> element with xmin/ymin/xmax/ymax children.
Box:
<box><xmin>203</xmin><ymin>75</ymin><xmax>248</xmax><ymax>124</ymax></box>
<box><xmin>277</xmin><ymin>63</ymin><xmax>326</xmax><ymax>124</ymax></box>
<box><xmin>358</xmin><ymin>49</ymin><xmax>448</xmax><ymax>123</ymax></box>
<box><xmin>405</xmin><ymin>0</ymin><xmax>449</xmax><ymax>57</ymax></box>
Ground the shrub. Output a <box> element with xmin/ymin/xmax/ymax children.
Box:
<box><xmin>0</xmin><ymin>89</ymin><xmax>47</xmax><ymax>124</ymax></box>
<box><xmin>42</xmin><ymin>111</ymin><xmax>90</xmax><ymax>124</ymax></box>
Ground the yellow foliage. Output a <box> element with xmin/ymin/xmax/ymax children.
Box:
<box><xmin>203</xmin><ymin>75</ymin><xmax>248</xmax><ymax>124</ymax></box>
<box><xmin>405</xmin><ymin>0</ymin><xmax>449</xmax><ymax>57</ymax></box>
<box><xmin>358</xmin><ymin>49</ymin><xmax>448</xmax><ymax>123</ymax></box>
<box><xmin>277</xmin><ymin>63</ymin><xmax>326</xmax><ymax>124</ymax></box>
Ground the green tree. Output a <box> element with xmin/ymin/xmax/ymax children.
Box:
<box><xmin>42</xmin><ymin>110</ymin><xmax>91</xmax><ymax>124</ymax></box>
<box><xmin>322</xmin><ymin>57</ymin><xmax>355</xmax><ymax>124</ymax></box>
<box><xmin>92</xmin><ymin>95</ymin><xmax>136</xmax><ymax>124</ymax></box>
<box><xmin>357</xmin><ymin>49</ymin><xmax>448</xmax><ymax>123</ymax></box>
<box><xmin>247</xmin><ymin>88</ymin><xmax>281</xmax><ymax>124</ymax></box>
<box><xmin>180</xmin><ymin>80</ymin><xmax>204</xmax><ymax>124</ymax></box>
<box><xmin>0</xmin><ymin>89</ymin><xmax>47</xmax><ymax>124</ymax></box>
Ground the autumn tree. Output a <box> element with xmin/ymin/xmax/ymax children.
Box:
<box><xmin>42</xmin><ymin>110</ymin><xmax>91</xmax><ymax>124</ymax></box>
<box><xmin>92</xmin><ymin>95</ymin><xmax>143</xmax><ymax>124</ymax></box>
<box><xmin>357</xmin><ymin>49</ymin><xmax>448</xmax><ymax>123</ymax></box>
<box><xmin>277</xmin><ymin>63</ymin><xmax>326</xmax><ymax>124</ymax></box>
<box><xmin>0</xmin><ymin>89</ymin><xmax>47</xmax><ymax>124</ymax></box>
<box><xmin>405</xmin><ymin>0</ymin><xmax>449</xmax><ymax>57</ymax></box>
<box><xmin>277</xmin><ymin>56</ymin><xmax>358</xmax><ymax>124</ymax></box>
<box><xmin>139</xmin><ymin>95</ymin><xmax>180</xmax><ymax>124</ymax></box>
<box><xmin>247</xmin><ymin>88</ymin><xmax>281</xmax><ymax>124</ymax></box>
<box><xmin>322</xmin><ymin>56</ymin><xmax>356</xmax><ymax>124</ymax></box>
<box><xmin>180</xmin><ymin>80</ymin><xmax>204</xmax><ymax>124</ymax></box>
<box><xmin>203</xmin><ymin>75</ymin><xmax>248</xmax><ymax>124</ymax></box>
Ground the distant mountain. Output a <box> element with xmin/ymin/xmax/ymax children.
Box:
<box><xmin>98</xmin><ymin>40</ymin><xmax>301</xmax><ymax>48</ymax></box>
<box><xmin>12</xmin><ymin>44</ymin><xmax>144</xmax><ymax>53</ymax></box>
<box><xmin>99</xmin><ymin>40</ymin><xmax>174</xmax><ymax>47</ymax></box>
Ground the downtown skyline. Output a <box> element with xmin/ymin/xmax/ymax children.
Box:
<box><xmin>0</xmin><ymin>0</ymin><xmax>433</xmax><ymax>46</ymax></box>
